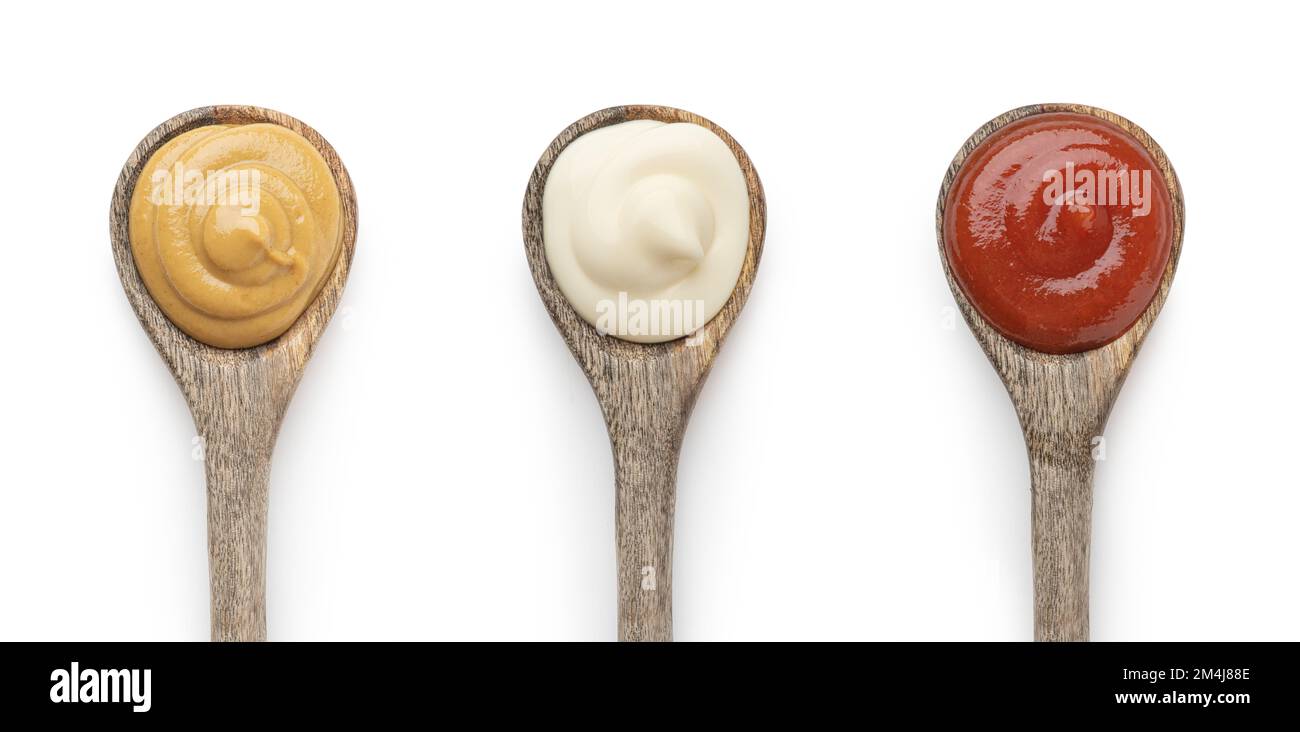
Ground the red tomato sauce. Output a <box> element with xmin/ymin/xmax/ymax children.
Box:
<box><xmin>943</xmin><ymin>112</ymin><xmax>1173</xmax><ymax>354</ymax></box>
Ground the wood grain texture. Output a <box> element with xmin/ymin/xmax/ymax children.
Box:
<box><xmin>109</xmin><ymin>106</ymin><xmax>358</xmax><ymax>641</ymax></box>
<box><xmin>523</xmin><ymin>106</ymin><xmax>766</xmax><ymax>641</ymax></box>
<box><xmin>935</xmin><ymin>103</ymin><xmax>1184</xmax><ymax>641</ymax></box>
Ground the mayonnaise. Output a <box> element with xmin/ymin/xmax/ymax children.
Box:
<box><xmin>542</xmin><ymin>120</ymin><xmax>749</xmax><ymax>343</ymax></box>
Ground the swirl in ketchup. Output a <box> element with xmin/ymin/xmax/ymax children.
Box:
<box><xmin>943</xmin><ymin>112</ymin><xmax>1173</xmax><ymax>354</ymax></box>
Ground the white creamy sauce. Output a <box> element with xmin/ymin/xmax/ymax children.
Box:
<box><xmin>543</xmin><ymin>120</ymin><xmax>749</xmax><ymax>343</ymax></box>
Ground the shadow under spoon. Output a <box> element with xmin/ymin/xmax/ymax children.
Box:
<box><xmin>936</xmin><ymin>103</ymin><xmax>1184</xmax><ymax>641</ymax></box>
<box><xmin>523</xmin><ymin>105</ymin><xmax>766</xmax><ymax>641</ymax></box>
<box><xmin>110</xmin><ymin>105</ymin><xmax>358</xmax><ymax>641</ymax></box>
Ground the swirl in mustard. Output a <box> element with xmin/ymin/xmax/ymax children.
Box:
<box><xmin>129</xmin><ymin>123</ymin><xmax>342</xmax><ymax>348</ymax></box>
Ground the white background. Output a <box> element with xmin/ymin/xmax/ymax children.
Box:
<box><xmin>0</xmin><ymin>1</ymin><xmax>1296</xmax><ymax>641</ymax></box>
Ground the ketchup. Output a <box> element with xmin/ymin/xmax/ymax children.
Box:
<box><xmin>943</xmin><ymin>112</ymin><xmax>1173</xmax><ymax>354</ymax></box>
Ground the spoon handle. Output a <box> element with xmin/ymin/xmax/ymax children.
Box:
<box><xmin>198</xmin><ymin>408</ymin><xmax>279</xmax><ymax>642</ymax></box>
<box><xmin>189</xmin><ymin>384</ymin><xmax>286</xmax><ymax>642</ymax></box>
<box><xmin>613</xmin><ymin>437</ymin><xmax>678</xmax><ymax>642</ymax></box>
<box><xmin>1028</xmin><ymin>434</ymin><xmax>1096</xmax><ymax>641</ymax></box>
<box><xmin>603</xmin><ymin>374</ymin><xmax>694</xmax><ymax>644</ymax></box>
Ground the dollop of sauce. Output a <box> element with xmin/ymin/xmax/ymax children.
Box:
<box><xmin>129</xmin><ymin>123</ymin><xmax>342</xmax><ymax>349</ymax></box>
<box><xmin>543</xmin><ymin>120</ymin><xmax>749</xmax><ymax>343</ymax></box>
<box><xmin>943</xmin><ymin>113</ymin><xmax>1173</xmax><ymax>354</ymax></box>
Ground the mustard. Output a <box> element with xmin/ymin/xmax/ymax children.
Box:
<box><xmin>129</xmin><ymin>123</ymin><xmax>342</xmax><ymax>348</ymax></box>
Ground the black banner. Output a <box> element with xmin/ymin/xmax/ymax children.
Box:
<box><xmin>1</xmin><ymin>642</ymin><xmax>1286</xmax><ymax>719</ymax></box>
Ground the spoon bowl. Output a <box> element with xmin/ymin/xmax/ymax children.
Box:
<box><xmin>110</xmin><ymin>105</ymin><xmax>358</xmax><ymax>641</ymax></box>
<box><xmin>523</xmin><ymin>105</ymin><xmax>766</xmax><ymax>641</ymax></box>
<box><xmin>936</xmin><ymin>103</ymin><xmax>1184</xmax><ymax>641</ymax></box>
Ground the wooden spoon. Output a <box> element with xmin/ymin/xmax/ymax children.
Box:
<box><xmin>109</xmin><ymin>106</ymin><xmax>358</xmax><ymax>641</ymax></box>
<box><xmin>935</xmin><ymin>103</ymin><xmax>1184</xmax><ymax>641</ymax></box>
<box><xmin>522</xmin><ymin>106</ymin><xmax>766</xmax><ymax>641</ymax></box>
